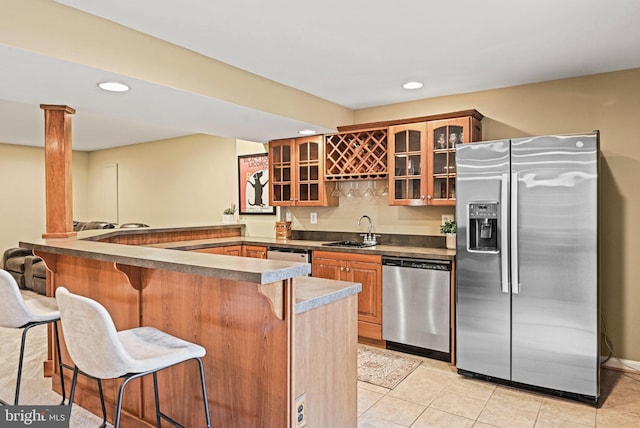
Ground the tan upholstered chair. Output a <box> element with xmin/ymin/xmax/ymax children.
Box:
<box><xmin>0</xmin><ymin>269</ymin><xmax>66</xmax><ymax>405</ymax></box>
<box><xmin>55</xmin><ymin>287</ymin><xmax>211</xmax><ymax>428</ymax></box>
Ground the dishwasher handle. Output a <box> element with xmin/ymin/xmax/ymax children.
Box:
<box><xmin>382</xmin><ymin>257</ymin><xmax>451</xmax><ymax>271</ymax></box>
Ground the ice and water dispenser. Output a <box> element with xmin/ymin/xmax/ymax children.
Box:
<box><xmin>467</xmin><ymin>202</ymin><xmax>499</xmax><ymax>252</ymax></box>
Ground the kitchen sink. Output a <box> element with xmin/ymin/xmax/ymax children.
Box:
<box><xmin>321</xmin><ymin>240</ymin><xmax>376</xmax><ymax>248</ymax></box>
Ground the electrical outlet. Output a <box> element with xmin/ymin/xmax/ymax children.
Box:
<box><xmin>295</xmin><ymin>393</ymin><xmax>307</xmax><ymax>427</ymax></box>
<box><xmin>442</xmin><ymin>214</ymin><xmax>454</xmax><ymax>224</ymax></box>
<box><xmin>285</xmin><ymin>211</ymin><xmax>292</xmax><ymax>222</ymax></box>
<box><xmin>310</xmin><ymin>212</ymin><xmax>317</xmax><ymax>224</ymax></box>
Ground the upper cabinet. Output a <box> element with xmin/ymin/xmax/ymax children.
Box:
<box><xmin>388</xmin><ymin>123</ymin><xmax>428</xmax><ymax>205</ymax></box>
<box><xmin>269</xmin><ymin>110</ymin><xmax>482</xmax><ymax>207</ymax></box>
<box><xmin>388</xmin><ymin>114</ymin><xmax>482</xmax><ymax>206</ymax></box>
<box><xmin>428</xmin><ymin>116</ymin><xmax>482</xmax><ymax>205</ymax></box>
<box><xmin>269</xmin><ymin>136</ymin><xmax>338</xmax><ymax>207</ymax></box>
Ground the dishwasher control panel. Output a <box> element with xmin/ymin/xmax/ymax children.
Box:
<box><xmin>382</xmin><ymin>257</ymin><xmax>451</xmax><ymax>271</ymax></box>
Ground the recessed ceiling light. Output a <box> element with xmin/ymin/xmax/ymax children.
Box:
<box><xmin>402</xmin><ymin>81</ymin><xmax>423</xmax><ymax>90</ymax></box>
<box><xmin>97</xmin><ymin>81</ymin><xmax>130</xmax><ymax>92</ymax></box>
<box><xmin>298</xmin><ymin>129</ymin><xmax>316</xmax><ymax>136</ymax></box>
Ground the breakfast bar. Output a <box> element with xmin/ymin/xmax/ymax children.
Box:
<box><xmin>20</xmin><ymin>225</ymin><xmax>361</xmax><ymax>428</ymax></box>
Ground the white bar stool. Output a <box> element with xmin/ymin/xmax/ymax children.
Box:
<box><xmin>55</xmin><ymin>286</ymin><xmax>211</xmax><ymax>428</ymax></box>
<box><xmin>0</xmin><ymin>269</ymin><xmax>66</xmax><ymax>405</ymax></box>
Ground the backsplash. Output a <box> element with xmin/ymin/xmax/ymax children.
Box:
<box><xmin>283</xmin><ymin>193</ymin><xmax>455</xmax><ymax>237</ymax></box>
<box><xmin>291</xmin><ymin>229</ymin><xmax>446</xmax><ymax>248</ymax></box>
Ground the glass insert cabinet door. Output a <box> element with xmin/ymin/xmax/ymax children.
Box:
<box><xmin>296</xmin><ymin>137</ymin><xmax>321</xmax><ymax>204</ymax></box>
<box><xmin>388</xmin><ymin>123</ymin><xmax>428</xmax><ymax>205</ymax></box>
<box><xmin>428</xmin><ymin>118</ymin><xmax>468</xmax><ymax>205</ymax></box>
<box><xmin>268</xmin><ymin>136</ymin><xmax>325</xmax><ymax>206</ymax></box>
<box><xmin>269</xmin><ymin>139</ymin><xmax>295</xmax><ymax>206</ymax></box>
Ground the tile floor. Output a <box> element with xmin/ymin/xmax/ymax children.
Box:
<box><xmin>4</xmin><ymin>321</ymin><xmax>640</xmax><ymax>427</ymax></box>
<box><xmin>358</xmin><ymin>347</ymin><xmax>640</xmax><ymax>428</ymax></box>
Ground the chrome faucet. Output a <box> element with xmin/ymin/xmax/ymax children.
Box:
<box><xmin>358</xmin><ymin>215</ymin><xmax>377</xmax><ymax>245</ymax></box>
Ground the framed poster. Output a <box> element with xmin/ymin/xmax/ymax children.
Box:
<box><xmin>238</xmin><ymin>153</ymin><xmax>275</xmax><ymax>215</ymax></box>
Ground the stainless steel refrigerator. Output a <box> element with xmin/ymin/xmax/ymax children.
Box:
<box><xmin>455</xmin><ymin>132</ymin><xmax>599</xmax><ymax>403</ymax></box>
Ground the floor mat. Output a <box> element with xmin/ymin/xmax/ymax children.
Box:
<box><xmin>357</xmin><ymin>346</ymin><xmax>421</xmax><ymax>389</ymax></box>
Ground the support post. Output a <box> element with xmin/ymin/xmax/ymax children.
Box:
<box><xmin>40</xmin><ymin>104</ymin><xmax>76</xmax><ymax>238</ymax></box>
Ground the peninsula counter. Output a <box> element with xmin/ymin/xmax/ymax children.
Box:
<box><xmin>21</xmin><ymin>225</ymin><xmax>360</xmax><ymax>428</ymax></box>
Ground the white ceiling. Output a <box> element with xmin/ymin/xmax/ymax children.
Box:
<box><xmin>2</xmin><ymin>0</ymin><xmax>640</xmax><ymax>151</ymax></box>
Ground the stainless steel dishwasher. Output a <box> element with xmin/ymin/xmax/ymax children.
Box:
<box><xmin>382</xmin><ymin>256</ymin><xmax>451</xmax><ymax>360</ymax></box>
<box><xmin>266</xmin><ymin>247</ymin><xmax>310</xmax><ymax>263</ymax></box>
<box><xmin>266</xmin><ymin>247</ymin><xmax>311</xmax><ymax>276</ymax></box>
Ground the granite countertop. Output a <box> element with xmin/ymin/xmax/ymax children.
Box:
<box><xmin>150</xmin><ymin>236</ymin><xmax>456</xmax><ymax>261</ymax></box>
<box><xmin>20</xmin><ymin>225</ymin><xmax>452</xmax><ymax>313</ymax></box>
<box><xmin>294</xmin><ymin>276</ymin><xmax>362</xmax><ymax>314</ymax></box>
<box><xmin>20</xmin><ymin>235</ymin><xmax>310</xmax><ymax>285</ymax></box>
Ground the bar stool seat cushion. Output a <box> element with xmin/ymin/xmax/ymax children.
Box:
<box><xmin>117</xmin><ymin>327</ymin><xmax>206</xmax><ymax>374</ymax></box>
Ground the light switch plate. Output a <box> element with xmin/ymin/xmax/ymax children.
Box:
<box><xmin>310</xmin><ymin>212</ymin><xmax>317</xmax><ymax>224</ymax></box>
<box><xmin>285</xmin><ymin>212</ymin><xmax>292</xmax><ymax>222</ymax></box>
<box><xmin>442</xmin><ymin>214</ymin><xmax>454</xmax><ymax>224</ymax></box>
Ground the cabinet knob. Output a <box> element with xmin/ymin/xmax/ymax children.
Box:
<box><xmin>340</xmin><ymin>266</ymin><xmax>345</xmax><ymax>272</ymax></box>
<box><xmin>421</xmin><ymin>195</ymin><xmax>425</xmax><ymax>200</ymax></box>
<box><xmin>426</xmin><ymin>195</ymin><xmax>432</xmax><ymax>200</ymax></box>
<box><xmin>345</xmin><ymin>267</ymin><xmax>350</xmax><ymax>272</ymax></box>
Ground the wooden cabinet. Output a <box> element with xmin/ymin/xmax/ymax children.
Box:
<box><xmin>193</xmin><ymin>245</ymin><xmax>266</xmax><ymax>258</ymax></box>
<box><xmin>388</xmin><ymin>114</ymin><xmax>482</xmax><ymax>206</ymax></box>
<box><xmin>269</xmin><ymin>136</ymin><xmax>338</xmax><ymax>207</ymax></box>
<box><xmin>324</xmin><ymin>128</ymin><xmax>388</xmax><ymax>180</ymax></box>
<box><xmin>242</xmin><ymin>245</ymin><xmax>267</xmax><ymax>259</ymax></box>
<box><xmin>193</xmin><ymin>245</ymin><xmax>242</xmax><ymax>256</ymax></box>
<box><xmin>312</xmin><ymin>250</ymin><xmax>382</xmax><ymax>340</ymax></box>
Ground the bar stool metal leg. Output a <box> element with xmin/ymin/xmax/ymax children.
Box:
<box><xmin>13</xmin><ymin>321</ymin><xmax>66</xmax><ymax>406</ymax></box>
<box><xmin>196</xmin><ymin>357</ymin><xmax>212</xmax><ymax>428</ymax></box>
<box><xmin>68</xmin><ymin>367</ymin><xmax>79</xmax><ymax>412</ymax></box>
<box><xmin>53</xmin><ymin>322</ymin><xmax>66</xmax><ymax>405</ymax></box>
<box><xmin>68</xmin><ymin>366</ymin><xmax>107</xmax><ymax>428</ymax></box>
<box><xmin>96</xmin><ymin>378</ymin><xmax>107</xmax><ymax>428</ymax></box>
<box><xmin>14</xmin><ymin>324</ymin><xmax>31</xmax><ymax>405</ymax></box>
<box><xmin>153</xmin><ymin>372</ymin><xmax>162</xmax><ymax>427</ymax></box>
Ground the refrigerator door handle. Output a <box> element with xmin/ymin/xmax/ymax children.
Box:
<box><xmin>511</xmin><ymin>171</ymin><xmax>520</xmax><ymax>294</ymax></box>
<box><xmin>500</xmin><ymin>173</ymin><xmax>509</xmax><ymax>294</ymax></box>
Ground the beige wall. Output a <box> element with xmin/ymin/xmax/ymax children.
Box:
<box><xmin>86</xmin><ymin>134</ymin><xmax>240</xmax><ymax>228</ymax></box>
<box><xmin>0</xmin><ymin>144</ymin><xmax>45</xmax><ymax>251</ymax></box>
<box><xmin>353</xmin><ymin>68</ymin><xmax>640</xmax><ymax>363</ymax></box>
<box><xmin>73</xmin><ymin>151</ymin><xmax>90</xmax><ymax>221</ymax></box>
<box><xmin>0</xmin><ymin>143</ymin><xmax>88</xmax><ymax>252</ymax></box>
<box><xmin>85</xmin><ymin>135</ymin><xmax>276</xmax><ymax>237</ymax></box>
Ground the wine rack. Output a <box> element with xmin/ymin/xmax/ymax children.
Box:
<box><xmin>324</xmin><ymin>128</ymin><xmax>388</xmax><ymax>180</ymax></box>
